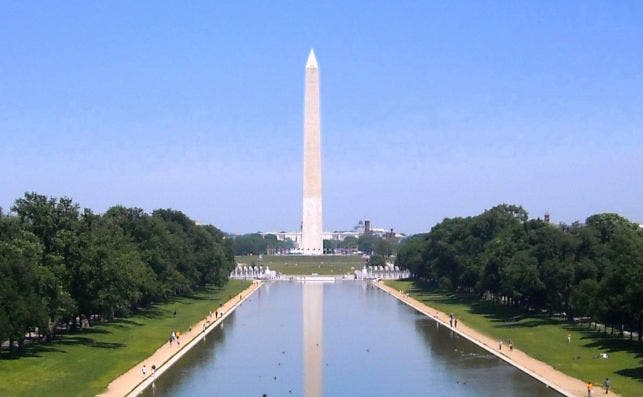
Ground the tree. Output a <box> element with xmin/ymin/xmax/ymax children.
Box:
<box><xmin>11</xmin><ymin>193</ymin><xmax>79</xmax><ymax>339</ymax></box>
<box><xmin>395</xmin><ymin>234</ymin><xmax>428</xmax><ymax>277</ymax></box>
<box><xmin>357</xmin><ymin>234</ymin><xmax>378</xmax><ymax>254</ymax></box>
<box><xmin>1</xmin><ymin>193</ymin><xmax>237</xmax><ymax>350</ymax></box>
<box><xmin>339</xmin><ymin>236</ymin><xmax>358</xmax><ymax>251</ymax></box>
<box><xmin>369</xmin><ymin>255</ymin><xmax>386</xmax><ymax>267</ymax></box>
<box><xmin>374</xmin><ymin>238</ymin><xmax>397</xmax><ymax>258</ymax></box>
<box><xmin>571</xmin><ymin>279</ymin><xmax>599</xmax><ymax>321</ymax></box>
<box><xmin>396</xmin><ymin>204</ymin><xmax>643</xmax><ymax>339</ymax></box>
<box><xmin>0</xmin><ymin>214</ymin><xmax>48</xmax><ymax>350</ymax></box>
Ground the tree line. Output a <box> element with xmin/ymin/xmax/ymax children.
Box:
<box><xmin>234</xmin><ymin>232</ymin><xmax>399</xmax><ymax>256</ymax></box>
<box><xmin>0</xmin><ymin>192</ymin><xmax>235</xmax><ymax>351</ymax></box>
<box><xmin>232</xmin><ymin>233</ymin><xmax>295</xmax><ymax>255</ymax></box>
<box><xmin>396</xmin><ymin>204</ymin><xmax>643</xmax><ymax>340</ymax></box>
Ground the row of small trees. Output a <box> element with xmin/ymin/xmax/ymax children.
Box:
<box><xmin>0</xmin><ymin>193</ymin><xmax>235</xmax><ymax>351</ymax></box>
<box><xmin>232</xmin><ymin>233</ymin><xmax>295</xmax><ymax>255</ymax></box>
<box><xmin>233</xmin><ymin>233</ymin><xmax>399</xmax><ymax>256</ymax></box>
<box><xmin>396</xmin><ymin>204</ymin><xmax>643</xmax><ymax>340</ymax></box>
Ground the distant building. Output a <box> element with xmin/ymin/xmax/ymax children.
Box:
<box><xmin>384</xmin><ymin>228</ymin><xmax>396</xmax><ymax>240</ymax></box>
<box><xmin>263</xmin><ymin>219</ymin><xmax>405</xmax><ymax>253</ymax></box>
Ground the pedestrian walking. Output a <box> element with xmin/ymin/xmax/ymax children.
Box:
<box><xmin>499</xmin><ymin>340</ymin><xmax>503</xmax><ymax>350</ymax></box>
<box><xmin>454</xmin><ymin>317</ymin><xmax>458</xmax><ymax>328</ymax></box>
<box><xmin>142</xmin><ymin>365</ymin><xmax>147</xmax><ymax>377</ymax></box>
<box><xmin>509</xmin><ymin>340</ymin><xmax>513</xmax><ymax>351</ymax></box>
<box><xmin>168</xmin><ymin>335</ymin><xmax>173</xmax><ymax>347</ymax></box>
<box><xmin>152</xmin><ymin>364</ymin><xmax>156</xmax><ymax>374</ymax></box>
<box><xmin>603</xmin><ymin>378</ymin><xmax>610</xmax><ymax>394</ymax></box>
<box><xmin>587</xmin><ymin>381</ymin><xmax>592</xmax><ymax>397</ymax></box>
<box><xmin>568</xmin><ymin>333</ymin><xmax>571</xmax><ymax>344</ymax></box>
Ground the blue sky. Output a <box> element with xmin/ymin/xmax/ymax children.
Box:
<box><xmin>1</xmin><ymin>2</ymin><xmax>641</xmax><ymax>234</ymax></box>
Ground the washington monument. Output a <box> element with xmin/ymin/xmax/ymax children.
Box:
<box><xmin>301</xmin><ymin>49</ymin><xmax>323</xmax><ymax>255</ymax></box>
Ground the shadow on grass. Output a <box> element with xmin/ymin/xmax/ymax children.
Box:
<box><xmin>0</xmin><ymin>284</ymin><xmax>235</xmax><ymax>362</ymax></box>
<box><xmin>107</xmin><ymin>318</ymin><xmax>145</xmax><ymax>328</ymax></box>
<box><xmin>615</xmin><ymin>366</ymin><xmax>643</xmax><ymax>382</ymax></box>
<box><xmin>58</xmin><ymin>336</ymin><xmax>124</xmax><ymax>350</ymax></box>
<box><xmin>0</xmin><ymin>343</ymin><xmax>67</xmax><ymax>360</ymax></box>
<box><xmin>1</xmin><ymin>329</ymin><xmax>125</xmax><ymax>360</ymax></box>
<box><xmin>133</xmin><ymin>307</ymin><xmax>167</xmax><ymax>320</ymax></box>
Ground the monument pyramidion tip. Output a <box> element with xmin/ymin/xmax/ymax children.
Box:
<box><xmin>306</xmin><ymin>49</ymin><xmax>318</xmax><ymax>69</ymax></box>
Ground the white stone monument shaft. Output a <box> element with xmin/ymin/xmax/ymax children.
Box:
<box><xmin>302</xmin><ymin>49</ymin><xmax>323</xmax><ymax>254</ymax></box>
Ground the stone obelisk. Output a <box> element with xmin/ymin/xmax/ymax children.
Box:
<box><xmin>302</xmin><ymin>49</ymin><xmax>323</xmax><ymax>255</ymax></box>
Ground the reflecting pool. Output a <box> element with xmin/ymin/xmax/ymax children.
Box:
<box><xmin>142</xmin><ymin>281</ymin><xmax>559</xmax><ymax>397</ymax></box>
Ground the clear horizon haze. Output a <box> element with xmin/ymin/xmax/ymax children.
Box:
<box><xmin>1</xmin><ymin>2</ymin><xmax>642</xmax><ymax>234</ymax></box>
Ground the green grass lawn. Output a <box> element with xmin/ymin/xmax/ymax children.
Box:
<box><xmin>235</xmin><ymin>255</ymin><xmax>366</xmax><ymax>275</ymax></box>
<box><xmin>386</xmin><ymin>280</ymin><xmax>643</xmax><ymax>397</ymax></box>
<box><xmin>0</xmin><ymin>280</ymin><xmax>249</xmax><ymax>397</ymax></box>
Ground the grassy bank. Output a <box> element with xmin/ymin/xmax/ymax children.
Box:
<box><xmin>235</xmin><ymin>255</ymin><xmax>366</xmax><ymax>275</ymax></box>
<box><xmin>0</xmin><ymin>280</ymin><xmax>250</xmax><ymax>397</ymax></box>
<box><xmin>386</xmin><ymin>280</ymin><xmax>642</xmax><ymax>397</ymax></box>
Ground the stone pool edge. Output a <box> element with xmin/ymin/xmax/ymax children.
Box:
<box><xmin>116</xmin><ymin>281</ymin><xmax>263</xmax><ymax>397</ymax></box>
<box><xmin>374</xmin><ymin>280</ymin><xmax>587</xmax><ymax>397</ymax></box>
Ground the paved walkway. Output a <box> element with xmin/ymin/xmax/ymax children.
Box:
<box><xmin>98</xmin><ymin>281</ymin><xmax>263</xmax><ymax>397</ymax></box>
<box><xmin>374</xmin><ymin>281</ymin><xmax>619</xmax><ymax>397</ymax></box>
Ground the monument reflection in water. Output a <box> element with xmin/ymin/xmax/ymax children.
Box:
<box><xmin>142</xmin><ymin>281</ymin><xmax>561</xmax><ymax>396</ymax></box>
<box><xmin>302</xmin><ymin>281</ymin><xmax>324</xmax><ymax>397</ymax></box>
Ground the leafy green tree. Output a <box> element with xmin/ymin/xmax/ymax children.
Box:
<box><xmin>339</xmin><ymin>236</ymin><xmax>358</xmax><ymax>251</ymax></box>
<box><xmin>571</xmin><ymin>278</ymin><xmax>599</xmax><ymax>321</ymax></box>
<box><xmin>1</xmin><ymin>193</ymin><xmax>237</xmax><ymax>349</ymax></box>
<box><xmin>395</xmin><ymin>234</ymin><xmax>427</xmax><ymax>277</ymax></box>
<box><xmin>374</xmin><ymin>238</ymin><xmax>397</xmax><ymax>258</ymax></box>
<box><xmin>358</xmin><ymin>233</ymin><xmax>378</xmax><ymax>254</ymax></box>
<box><xmin>11</xmin><ymin>193</ymin><xmax>79</xmax><ymax>338</ymax></box>
<box><xmin>0</xmin><ymin>214</ymin><xmax>48</xmax><ymax>349</ymax></box>
<box><xmin>369</xmin><ymin>255</ymin><xmax>386</xmax><ymax>267</ymax></box>
<box><xmin>396</xmin><ymin>204</ymin><xmax>643</xmax><ymax>339</ymax></box>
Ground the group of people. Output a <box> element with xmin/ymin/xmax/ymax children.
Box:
<box><xmin>449</xmin><ymin>313</ymin><xmax>458</xmax><ymax>328</ymax></box>
<box><xmin>203</xmin><ymin>307</ymin><xmax>225</xmax><ymax>331</ymax></box>
<box><xmin>396</xmin><ymin>289</ymin><xmax>410</xmax><ymax>299</ymax></box>
<box><xmin>134</xmin><ymin>293</ymin><xmax>249</xmax><ymax>387</ymax></box>
<box><xmin>141</xmin><ymin>364</ymin><xmax>156</xmax><ymax>378</ymax></box>
<box><xmin>168</xmin><ymin>331</ymin><xmax>181</xmax><ymax>346</ymax></box>
<box><xmin>586</xmin><ymin>378</ymin><xmax>611</xmax><ymax>395</ymax></box>
<box><xmin>498</xmin><ymin>339</ymin><xmax>513</xmax><ymax>351</ymax></box>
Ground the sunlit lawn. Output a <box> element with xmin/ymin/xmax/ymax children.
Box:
<box><xmin>0</xmin><ymin>280</ymin><xmax>250</xmax><ymax>397</ymax></box>
<box><xmin>235</xmin><ymin>255</ymin><xmax>366</xmax><ymax>275</ymax></box>
<box><xmin>386</xmin><ymin>280</ymin><xmax>643</xmax><ymax>397</ymax></box>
